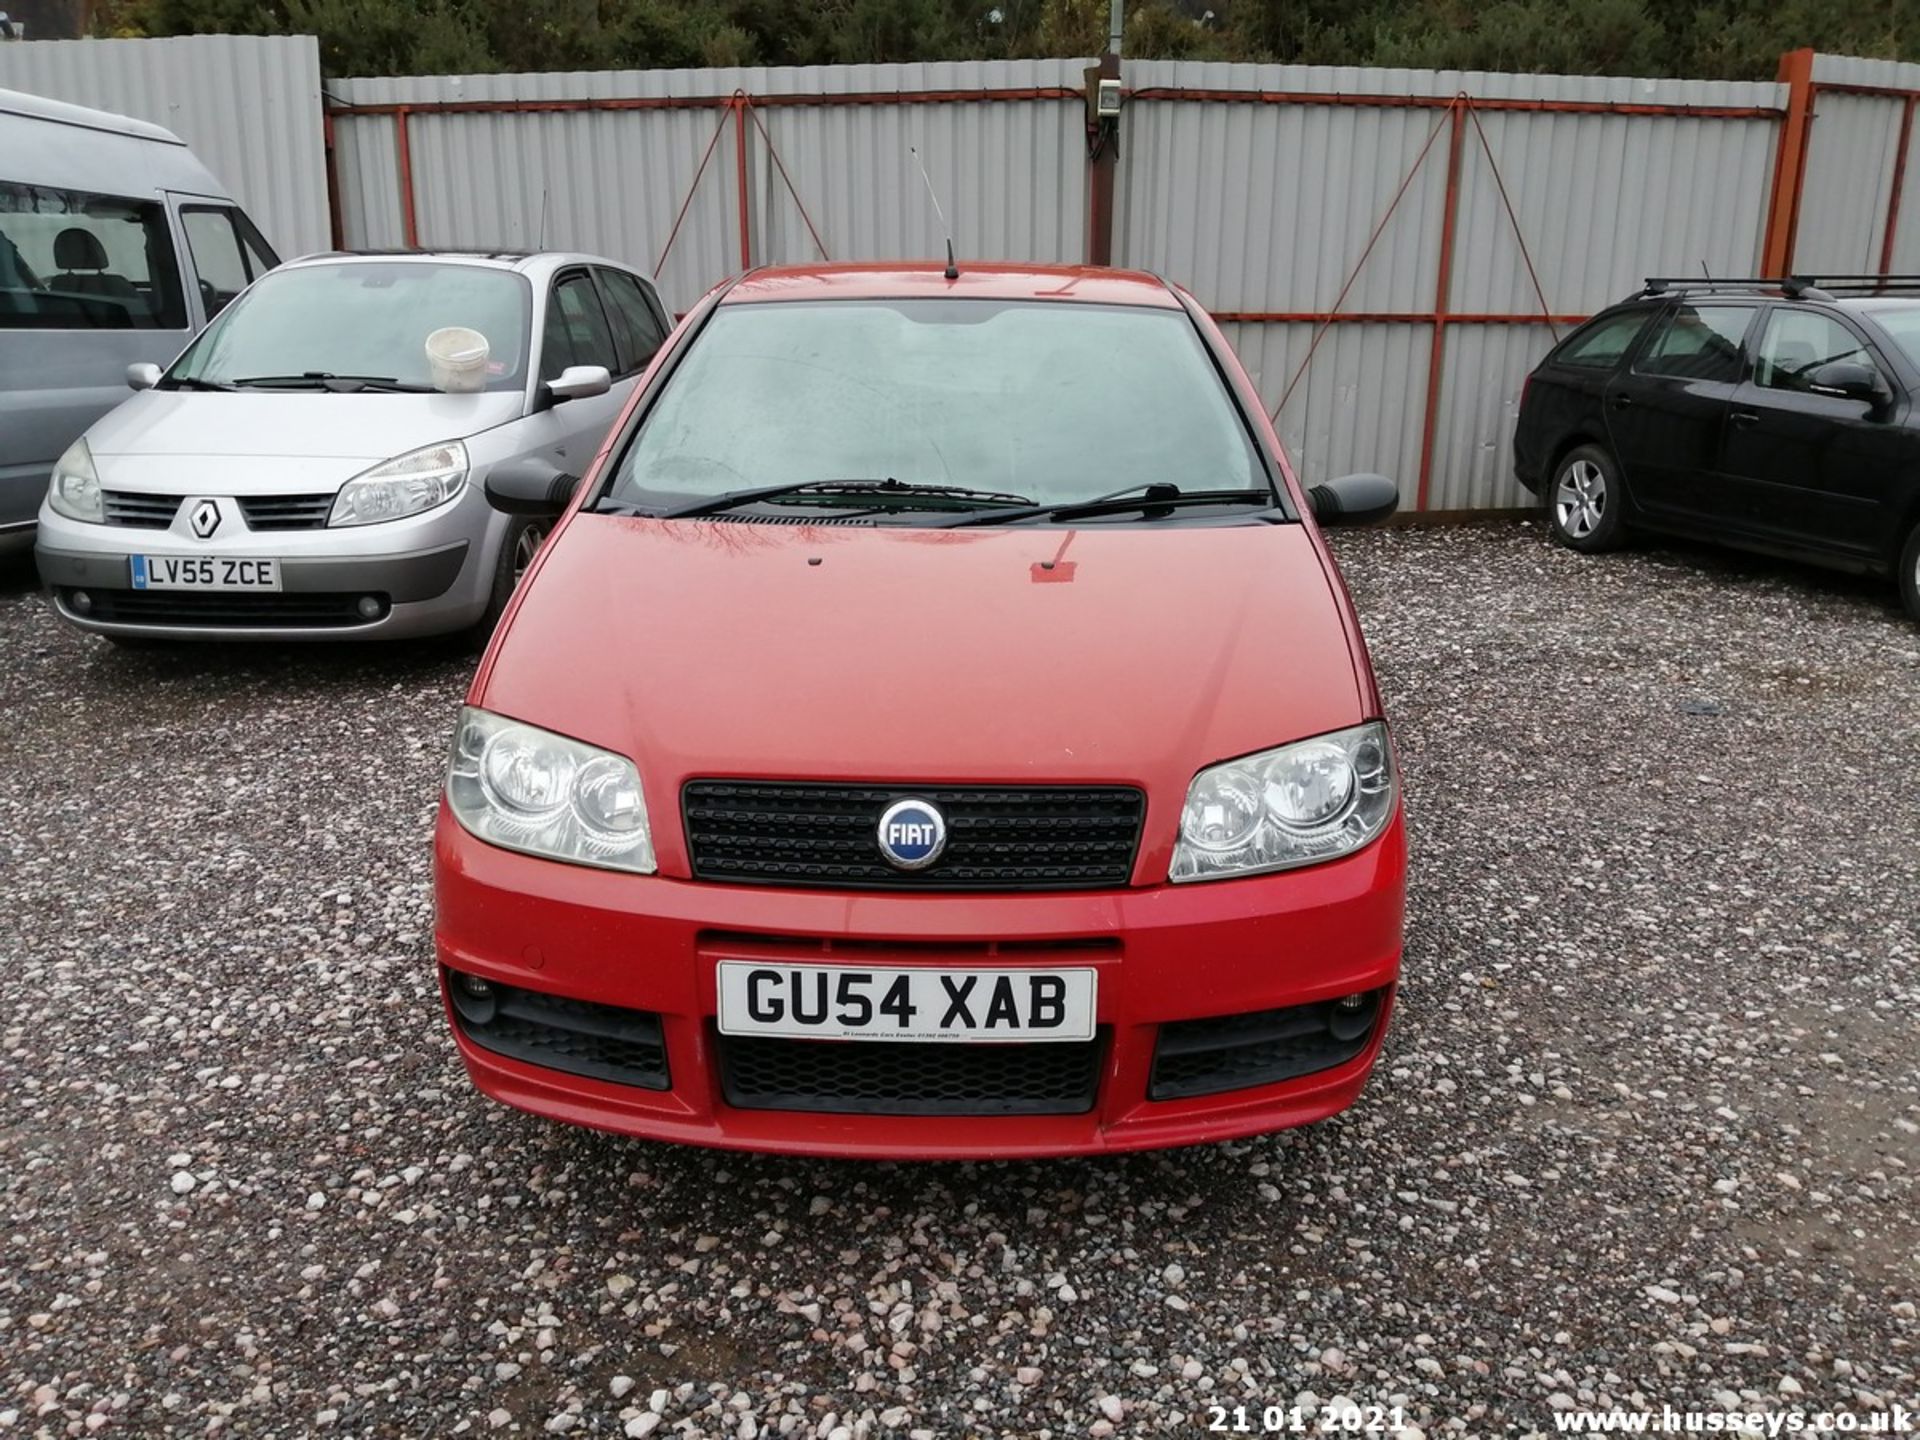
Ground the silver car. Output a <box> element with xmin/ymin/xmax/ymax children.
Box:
<box><xmin>33</xmin><ymin>250</ymin><xmax>669</xmax><ymax>642</ymax></box>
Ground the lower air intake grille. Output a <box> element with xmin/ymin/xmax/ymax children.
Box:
<box><xmin>1149</xmin><ymin>990</ymin><xmax>1386</xmax><ymax>1100</ymax></box>
<box><xmin>718</xmin><ymin>1031</ymin><xmax>1103</xmax><ymax>1115</ymax></box>
<box><xmin>446</xmin><ymin>971</ymin><xmax>669</xmax><ymax>1090</ymax></box>
<box><xmin>101</xmin><ymin>491</ymin><xmax>182</xmax><ymax>528</ymax></box>
<box><xmin>683</xmin><ymin>781</ymin><xmax>1145</xmax><ymax>891</ymax></box>
<box><xmin>67</xmin><ymin>588</ymin><xmax>386</xmax><ymax>629</ymax></box>
<box><xmin>237</xmin><ymin>494</ymin><xmax>334</xmax><ymax>530</ymax></box>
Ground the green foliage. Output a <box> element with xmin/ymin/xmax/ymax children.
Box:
<box><xmin>97</xmin><ymin>0</ymin><xmax>1920</xmax><ymax>77</ymax></box>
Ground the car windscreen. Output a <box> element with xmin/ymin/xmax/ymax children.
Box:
<box><xmin>604</xmin><ymin>298</ymin><xmax>1269</xmax><ymax>511</ymax></box>
<box><xmin>1855</xmin><ymin>304</ymin><xmax>1920</xmax><ymax>374</ymax></box>
<box><xmin>168</xmin><ymin>261</ymin><xmax>532</xmax><ymax>392</ymax></box>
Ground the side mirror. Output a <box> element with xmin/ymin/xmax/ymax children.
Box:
<box><xmin>127</xmin><ymin>362</ymin><xmax>162</xmax><ymax>391</ymax></box>
<box><xmin>484</xmin><ymin>458</ymin><xmax>580</xmax><ymax>516</ymax></box>
<box><xmin>543</xmin><ymin>364</ymin><xmax>612</xmax><ymax>405</ymax></box>
<box><xmin>1806</xmin><ymin>360</ymin><xmax>1888</xmax><ymax>407</ymax></box>
<box><xmin>1307</xmin><ymin>472</ymin><xmax>1399</xmax><ymax>526</ymax></box>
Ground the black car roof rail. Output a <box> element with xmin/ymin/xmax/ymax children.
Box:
<box><xmin>1638</xmin><ymin>273</ymin><xmax>1920</xmax><ymax>302</ymax></box>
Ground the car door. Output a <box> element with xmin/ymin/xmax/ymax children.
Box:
<box><xmin>1603</xmin><ymin>301</ymin><xmax>1757</xmax><ymax>526</ymax></box>
<box><xmin>594</xmin><ymin>265</ymin><xmax>670</xmax><ymax>384</ymax></box>
<box><xmin>173</xmin><ymin>198</ymin><xmax>279</xmax><ymax>322</ymax></box>
<box><xmin>1717</xmin><ymin>305</ymin><xmax>1910</xmax><ymax>561</ymax></box>
<box><xmin>520</xmin><ymin>266</ymin><xmax>629</xmax><ymax>475</ymax></box>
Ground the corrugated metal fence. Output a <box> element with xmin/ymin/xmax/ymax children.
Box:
<box><xmin>0</xmin><ymin>34</ymin><xmax>329</xmax><ymax>256</ymax></box>
<box><xmin>3</xmin><ymin>38</ymin><xmax>1915</xmax><ymax>510</ymax></box>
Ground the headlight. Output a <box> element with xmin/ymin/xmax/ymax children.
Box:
<box><xmin>47</xmin><ymin>437</ymin><xmax>103</xmax><ymax>523</ymax></box>
<box><xmin>445</xmin><ymin>707</ymin><xmax>655</xmax><ymax>873</ymax></box>
<box><xmin>1169</xmin><ymin>722</ymin><xmax>1395</xmax><ymax>882</ymax></box>
<box><xmin>329</xmin><ymin>440</ymin><xmax>468</xmax><ymax>526</ymax></box>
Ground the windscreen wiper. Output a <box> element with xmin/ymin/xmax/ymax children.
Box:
<box><xmin>939</xmin><ymin>482</ymin><xmax>1278</xmax><ymax>527</ymax></box>
<box><xmin>229</xmin><ymin>372</ymin><xmax>436</xmax><ymax>393</ymax></box>
<box><xmin>158</xmin><ymin>376</ymin><xmax>237</xmax><ymax>392</ymax></box>
<box><xmin>646</xmin><ymin>478</ymin><xmax>1038</xmax><ymax>520</ymax></box>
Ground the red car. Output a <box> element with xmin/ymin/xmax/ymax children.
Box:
<box><xmin>433</xmin><ymin>263</ymin><xmax>1406</xmax><ymax>1158</ymax></box>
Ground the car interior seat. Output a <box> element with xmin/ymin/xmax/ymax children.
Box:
<box><xmin>52</xmin><ymin>227</ymin><xmax>140</xmax><ymax>308</ymax></box>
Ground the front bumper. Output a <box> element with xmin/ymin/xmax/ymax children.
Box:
<box><xmin>433</xmin><ymin>807</ymin><xmax>1406</xmax><ymax>1158</ymax></box>
<box><xmin>32</xmin><ymin>489</ymin><xmax>501</xmax><ymax>641</ymax></box>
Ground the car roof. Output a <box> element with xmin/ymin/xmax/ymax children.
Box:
<box><xmin>719</xmin><ymin>263</ymin><xmax>1183</xmax><ymax>308</ymax></box>
<box><xmin>0</xmin><ymin>86</ymin><xmax>185</xmax><ymax>146</ymax></box>
<box><xmin>283</xmin><ymin>249</ymin><xmax>641</xmax><ymax>278</ymax></box>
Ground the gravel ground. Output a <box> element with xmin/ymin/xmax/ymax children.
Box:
<box><xmin>2</xmin><ymin>521</ymin><xmax>1916</xmax><ymax>1439</ymax></box>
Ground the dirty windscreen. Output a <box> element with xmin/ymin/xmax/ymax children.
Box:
<box><xmin>607</xmin><ymin>299</ymin><xmax>1266</xmax><ymax>508</ymax></box>
<box><xmin>167</xmin><ymin>261</ymin><xmax>531</xmax><ymax>392</ymax></box>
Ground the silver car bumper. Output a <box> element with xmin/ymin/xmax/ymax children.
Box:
<box><xmin>33</xmin><ymin>488</ymin><xmax>504</xmax><ymax>641</ymax></box>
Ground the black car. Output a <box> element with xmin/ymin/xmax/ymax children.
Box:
<box><xmin>1513</xmin><ymin>276</ymin><xmax>1920</xmax><ymax>621</ymax></box>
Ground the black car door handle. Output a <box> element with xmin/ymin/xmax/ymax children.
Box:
<box><xmin>1608</xmin><ymin>394</ymin><xmax>1632</xmax><ymax>410</ymax></box>
<box><xmin>1730</xmin><ymin>410</ymin><xmax>1760</xmax><ymax>427</ymax></box>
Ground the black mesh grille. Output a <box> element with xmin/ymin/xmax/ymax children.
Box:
<box><xmin>101</xmin><ymin>491</ymin><xmax>182</xmax><ymax>528</ymax></box>
<box><xmin>1149</xmin><ymin>991</ymin><xmax>1385</xmax><ymax>1100</ymax></box>
<box><xmin>683</xmin><ymin>782</ymin><xmax>1144</xmax><ymax>891</ymax></box>
<box><xmin>447</xmin><ymin>972</ymin><xmax>669</xmax><ymax>1090</ymax></box>
<box><xmin>66</xmin><ymin>588</ymin><xmax>387</xmax><ymax>629</ymax></box>
<box><xmin>238</xmin><ymin>494</ymin><xmax>334</xmax><ymax>530</ymax></box>
<box><xmin>719</xmin><ymin>1031</ymin><xmax>1103</xmax><ymax>1115</ymax></box>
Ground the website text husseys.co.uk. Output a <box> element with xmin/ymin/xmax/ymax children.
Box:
<box><xmin>1553</xmin><ymin>1406</ymin><xmax>1914</xmax><ymax>1435</ymax></box>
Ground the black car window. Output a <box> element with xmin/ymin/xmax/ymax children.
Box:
<box><xmin>1553</xmin><ymin>310</ymin><xmax>1650</xmax><ymax>370</ymax></box>
<box><xmin>541</xmin><ymin>271</ymin><xmax>617</xmax><ymax>381</ymax></box>
<box><xmin>1753</xmin><ymin>309</ymin><xmax>1881</xmax><ymax>393</ymax></box>
<box><xmin>1635</xmin><ymin>304</ymin><xmax>1751</xmax><ymax>383</ymax></box>
<box><xmin>598</xmin><ymin>267</ymin><xmax>667</xmax><ymax>375</ymax></box>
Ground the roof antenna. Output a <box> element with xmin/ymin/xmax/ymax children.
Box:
<box><xmin>909</xmin><ymin>145</ymin><xmax>959</xmax><ymax>279</ymax></box>
<box><xmin>537</xmin><ymin>187</ymin><xmax>550</xmax><ymax>252</ymax></box>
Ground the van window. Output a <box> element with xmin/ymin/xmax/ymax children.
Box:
<box><xmin>0</xmin><ymin>180</ymin><xmax>187</xmax><ymax>330</ymax></box>
<box><xmin>181</xmin><ymin>205</ymin><xmax>278</xmax><ymax>318</ymax></box>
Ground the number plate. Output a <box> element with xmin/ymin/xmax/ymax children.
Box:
<box><xmin>131</xmin><ymin>555</ymin><xmax>282</xmax><ymax>592</ymax></box>
<box><xmin>716</xmin><ymin>962</ymin><xmax>1097</xmax><ymax>1043</ymax></box>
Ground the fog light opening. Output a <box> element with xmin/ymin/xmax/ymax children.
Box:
<box><xmin>355</xmin><ymin>595</ymin><xmax>383</xmax><ymax>620</ymax></box>
<box><xmin>1327</xmin><ymin>990</ymin><xmax>1380</xmax><ymax>1043</ymax></box>
<box><xmin>447</xmin><ymin>969</ymin><xmax>500</xmax><ymax>1027</ymax></box>
<box><xmin>71</xmin><ymin>589</ymin><xmax>93</xmax><ymax>614</ymax></box>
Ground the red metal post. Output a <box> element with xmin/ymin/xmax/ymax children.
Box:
<box><xmin>393</xmin><ymin>106</ymin><xmax>418</xmax><ymax>248</ymax></box>
<box><xmin>733</xmin><ymin>93</ymin><xmax>752</xmax><ymax>272</ymax></box>
<box><xmin>1762</xmin><ymin>48</ymin><xmax>1816</xmax><ymax>276</ymax></box>
<box><xmin>1882</xmin><ymin>96</ymin><xmax>1916</xmax><ymax>274</ymax></box>
<box><xmin>1414</xmin><ymin>98</ymin><xmax>1467</xmax><ymax>513</ymax></box>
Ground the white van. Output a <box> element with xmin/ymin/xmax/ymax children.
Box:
<box><xmin>0</xmin><ymin>87</ymin><xmax>279</xmax><ymax>552</ymax></box>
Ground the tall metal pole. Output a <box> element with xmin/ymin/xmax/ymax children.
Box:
<box><xmin>1087</xmin><ymin>0</ymin><xmax>1123</xmax><ymax>265</ymax></box>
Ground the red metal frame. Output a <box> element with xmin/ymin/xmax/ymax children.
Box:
<box><xmin>1414</xmin><ymin>102</ymin><xmax>1468</xmax><ymax>512</ymax></box>
<box><xmin>1883</xmin><ymin>96</ymin><xmax>1917</xmax><ymax>274</ymax></box>
<box><xmin>392</xmin><ymin>105</ymin><xmax>418</xmax><ymax>248</ymax></box>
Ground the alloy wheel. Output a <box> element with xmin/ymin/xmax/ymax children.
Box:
<box><xmin>512</xmin><ymin>523</ymin><xmax>546</xmax><ymax>586</ymax></box>
<box><xmin>1555</xmin><ymin>459</ymin><xmax>1606</xmax><ymax>539</ymax></box>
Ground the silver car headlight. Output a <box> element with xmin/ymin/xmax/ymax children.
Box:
<box><xmin>1169</xmin><ymin>722</ymin><xmax>1396</xmax><ymax>883</ymax></box>
<box><xmin>445</xmin><ymin>707</ymin><xmax>655</xmax><ymax>873</ymax></box>
<box><xmin>47</xmin><ymin>437</ymin><xmax>104</xmax><ymax>523</ymax></box>
<box><xmin>329</xmin><ymin>439</ymin><xmax>468</xmax><ymax>526</ymax></box>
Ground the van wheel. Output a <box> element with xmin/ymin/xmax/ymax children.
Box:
<box><xmin>1547</xmin><ymin>444</ymin><xmax>1628</xmax><ymax>553</ymax></box>
<box><xmin>466</xmin><ymin>517</ymin><xmax>546</xmax><ymax>646</ymax></box>
<box><xmin>1899</xmin><ymin>524</ymin><xmax>1920</xmax><ymax>623</ymax></box>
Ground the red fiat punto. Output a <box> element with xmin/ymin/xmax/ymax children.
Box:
<box><xmin>432</xmin><ymin>263</ymin><xmax>1406</xmax><ymax>1158</ymax></box>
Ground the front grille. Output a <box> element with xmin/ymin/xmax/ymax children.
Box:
<box><xmin>1149</xmin><ymin>990</ymin><xmax>1386</xmax><ymax>1100</ymax></box>
<box><xmin>237</xmin><ymin>494</ymin><xmax>334</xmax><ymax>530</ymax></box>
<box><xmin>718</xmin><ymin>1030</ymin><xmax>1103</xmax><ymax>1115</ymax></box>
<box><xmin>65</xmin><ymin>587</ymin><xmax>386</xmax><ymax>629</ymax></box>
<box><xmin>683</xmin><ymin>781</ymin><xmax>1145</xmax><ymax>891</ymax></box>
<box><xmin>101</xmin><ymin>491</ymin><xmax>182</xmax><ymax>528</ymax></box>
<box><xmin>446</xmin><ymin>971</ymin><xmax>669</xmax><ymax>1090</ymax></box>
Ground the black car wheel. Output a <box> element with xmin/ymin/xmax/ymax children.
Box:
<box><xmin>466</xmin><ymin>516</ymin><xmax>547</xmax><ymax>647</ymax></box>
<box><xmin>1900</xmin><ymin>524</ymin><xmax>1920</xmax><ymax>624</ymax></box>
<box><xmin>1547</xmin><ymin>444</ymin><xmax>1627</xmax><ymax>552</ymax></box>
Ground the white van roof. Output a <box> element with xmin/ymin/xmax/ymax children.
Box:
<box><xmin>0</xmin><ymin>86</ymin><xmax>187</xmax><ymax>146</ymax></box>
